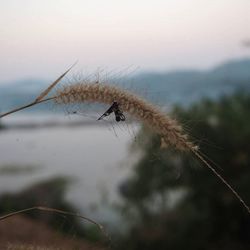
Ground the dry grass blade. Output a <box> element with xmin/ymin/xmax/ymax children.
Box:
<box><xmin>0</xmin><ymin>97</ymin><xmax>55</xmax><ymax>118</ymax></box>
<box><xmin>0</xmin><ymin>62</ymin><xmax>76</xmax><ymax>119</ymax></box>
<box><xmin>35</xmin><ymin>62</ymin><xmax>77</xmax><ymax>102</ymax></box>
<box><xmin>191</xmin><ymin>149</ymin><xmax>250</xmax><ymax>214</ymax></box>
<box><xmin>0</xmin><ymin>206</ymin><xmax>106</xmax><ymax>236</ymax></box>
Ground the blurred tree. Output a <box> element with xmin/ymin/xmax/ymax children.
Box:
<box><xmin>0</xmin><ymin>120</ymin><xmax>4</xmax><ymax>130</ymax></box>
<box><xmin>116</xmin><ymin>92</ymin><xmax>250</xmax><ymax>250</ymax></box>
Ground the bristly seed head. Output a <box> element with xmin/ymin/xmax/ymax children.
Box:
<box><xmin>55</xmin><ymin>82</ymin><xmax>197</xmax><ymax>151</ymax></box>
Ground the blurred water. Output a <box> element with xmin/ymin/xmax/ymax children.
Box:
<box><xmin>0</xmin><ymin>114</ymin><xmax>139</xmax><ymax>223</ymax></box>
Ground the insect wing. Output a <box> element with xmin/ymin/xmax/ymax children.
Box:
<box><xmin>120</xmin><ymin>113</ymin><xmax>126</xmax><ymax>121</ymax></box>
<box><xmin>97</xmin><ymin>103</ymin><xmax>116</xmax><ymax>120</ymax></box>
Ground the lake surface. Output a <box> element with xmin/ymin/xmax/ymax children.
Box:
<box><xmin>0</xmin><ymin>114</ymin><xmax>139</xmax><ymax>224</ymax></box>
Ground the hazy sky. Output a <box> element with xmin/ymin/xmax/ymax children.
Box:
<box><xmin>1</xmin><ymin>0</ymin><xmax>250</xmax><ymax>83</ymax></box>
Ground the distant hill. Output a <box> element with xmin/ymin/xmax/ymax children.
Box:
<box><xmin>0</xmin><ymin>58</ymin><xmax>250</xmax><ymax>112</ymax></box>
<box><xmin>0</xmin><ymin>79</ymin><xmax>49</xmax><ymax>112</ymax></box>
<box><xmin>128</xmin><ymin>58</ymin><xmax>250</xmax><ymax>105</ymax></box>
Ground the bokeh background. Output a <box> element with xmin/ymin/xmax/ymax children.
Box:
<box><xmin>0</xmin><ymin>1</ymin><xmax>250</xmax><ymax>249</ymax></box>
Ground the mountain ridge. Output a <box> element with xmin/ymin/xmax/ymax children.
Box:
<box><xmin>0</xmin><ymin>57</ymin><xmax>249</xmax><ymax>111</ymax></box>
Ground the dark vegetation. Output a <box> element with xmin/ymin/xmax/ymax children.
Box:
<box><xmin>0</xmin><ymin>176</ymin><xmax>103</xmax><ymax>244</ymax></box>
<box><xmin>0</xmin><ymin>120</ymin><xmax>4</xmax><ymax>130</ymax></box>
<box><xmin>0</xmin><ymin>177</ymin><xmax>85</xmax><ymax>235</ymax></box>
<box><xmin>114</xmin><ymin>92</ymin><xmax>250</xmax><ymax>250</ymax></box>
<box><xmin>0</xmin><ymin>215</ymin><xmax>103</xmax><ymax>250</ymax></box>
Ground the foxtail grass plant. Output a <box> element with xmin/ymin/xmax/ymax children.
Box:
<box><xmin>0</xmin><ymin>68</ymin><xmax>250</xmax><ymax>215</ymax></box>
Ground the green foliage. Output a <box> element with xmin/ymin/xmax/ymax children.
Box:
<box><xmin>84</xmin><ymin>225</ymin><xmax>104</xmax><ymax>242</ymax></box>
<box><xmin>117</xmin><ymin>92</ymin><xmax>250</xmax><ymax>250</ymax></box>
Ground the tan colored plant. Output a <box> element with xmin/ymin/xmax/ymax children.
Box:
<box><xmin>55</xmin><ymin>83</ymin><xmax>196</xmax><ymax>151</ymax></box>
<box><xmin>0</xmin><ymin>70</ymin><xmax>249</xmax><ymax>215</ymax></box>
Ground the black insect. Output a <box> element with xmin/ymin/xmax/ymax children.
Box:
<box><xmin>97</xmin><ymin>101</ymin><xmax>125</xmax><ymax>122</ymax></box>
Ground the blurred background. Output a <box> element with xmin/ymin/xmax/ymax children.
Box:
<box><xmin>0</xmin><ymin>0</ymin><xmax>250</xmax><ymax>249</ymax></box>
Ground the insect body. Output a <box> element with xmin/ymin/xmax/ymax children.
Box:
<box><xmin>97</xmin><ymin>101</ymin><xmax>125</xmax><ymax>122</ymax></box>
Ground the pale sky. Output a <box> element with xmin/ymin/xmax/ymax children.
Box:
<box><xmin>0</xmin><ymin>0</ymin><xmax>250</xmax><ymax>83</ymax></box>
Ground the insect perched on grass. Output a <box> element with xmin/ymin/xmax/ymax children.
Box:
<box><xmin>97</xmin><ymin>101</ymin><xmax>126</xmax><ymax>122</ymax></box>
<box><xmin>0</xmin><ymin>66</ymin><xmax>250</xmax><ymax>215</ymax></box>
